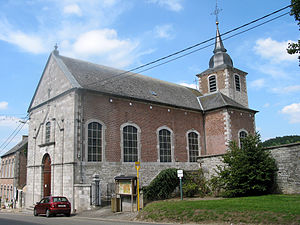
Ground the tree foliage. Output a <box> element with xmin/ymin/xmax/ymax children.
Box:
<box><xmin>214</xmin><ymin>134</ymin><xmax>277</xmax><ymax>197</ymax></box>
<box><xmin>262</xmin><ymin>135</ymin><xmax>300</xmax><ymax>147</ymax></box>
<box><xmin>288</xmin><ymin>0</ymin><xmax>300</xmax><ymax>65</ymax></box>
<box><xmin>143</xmin><ymin>168</ymin><xmax>178</xmax><ymax>201</ymax></box>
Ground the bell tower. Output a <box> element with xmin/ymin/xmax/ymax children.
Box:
<box><xmin>197</xmin><ymin>4</ymin><xmax>249</xmax><ymax>108</ymax></box>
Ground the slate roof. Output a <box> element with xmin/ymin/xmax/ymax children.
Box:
<box><xmin>30</xmin><ymin>51</ymin><xmax>254</xmax><ymax>113</ymax></box>
<box><xmin>198</xmin><ymin>92</ymin><xmax>257</xmax><ymax>112</ymax></box>
<box><xmin>55</xmin><ymin>53</ymin><xmax>204</xmax><ymax>111</ymax></box>
<box><xmin>1</xmin><ymin>136</ymin><xmax>28</xmax><ymax>157</ymax></box>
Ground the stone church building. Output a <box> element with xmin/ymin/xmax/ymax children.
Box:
<box><xmin>26</xmin><ymin>24</ymin><xmax>256</xmax><ymax>211</ymax></box>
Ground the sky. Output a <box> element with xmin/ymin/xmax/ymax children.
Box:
<box><xmin>0</xmin><ymin>0</ymin><xmax>299</xmax><ymax>155</ymax></box>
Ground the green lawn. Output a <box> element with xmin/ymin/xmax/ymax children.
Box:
<box><xmin>137</xmin><ymin>195</ymin><xmax>300</xmax><ymax>224</ymax></box>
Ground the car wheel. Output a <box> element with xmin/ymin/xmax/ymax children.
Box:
<box><xmin>46</xmin><ymin>209</ymin><xmax>51</xmax><ymax>218</ymax></box>
<box><xmin>34</xmin><ymin>209</ymin><xmax>38</xmax><ymax>216</ymax></box>
<box><xmin>65</xmin><ymin>212</ymin><xmax>70</xmax><ymax>217</ymax></box>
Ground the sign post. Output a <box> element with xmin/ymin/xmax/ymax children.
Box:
<box><xmin>177</xmin><ymin>169</ymin><xmax>183</xmax><ymax>200</ymax></box>
<box><xmin>135</xmin><ymin>161</ymin><xmax>140</xmax><ymax>211</ymax></box>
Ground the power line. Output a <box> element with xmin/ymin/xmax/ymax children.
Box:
<box><xmin>85</xmin><ymin>4</ymin><xmax>291</xmax><ymax>87</ymax></box>
<box><xmin>0</xmin><ymin>116</ymin><xmax>28</xmax><ymax>155</ymax></box>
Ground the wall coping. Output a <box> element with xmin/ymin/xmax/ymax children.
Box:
<box><xmin>263</xmin><ymin>142</ymin><xmax>300</xmax><ymax>150</ymax></box>
<box><xmin>198</xmin><ymin>153</ymin><xmax>225</xmax><ymax>160</ymax></box>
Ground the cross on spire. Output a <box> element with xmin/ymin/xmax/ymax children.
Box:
<box><xmin>211</xmin><ymin>0</ymin><xmax>222</xmax><ymax>25</ymax></box>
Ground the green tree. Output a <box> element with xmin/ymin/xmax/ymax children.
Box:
<box><xmin>288</xmin><ymin>0</ymin><xmax>300</xmax><ymax>65</ymax></box>
<box><xmin>214</xmin><ymin>134</ymin><xmax>277</xmax><ymax>197</ymax></box>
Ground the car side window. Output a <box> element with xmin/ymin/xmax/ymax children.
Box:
<box><xmin>45</xmin><ymin>198</ymin><xmax>50</xmax><ymax>203</ymax></box>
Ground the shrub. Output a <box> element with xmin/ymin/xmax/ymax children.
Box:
<box><xmin>214</xmin><ymin>133</ymin><xmax>278</xmax><ymax>197</ymax></box>
<box><xmin>143</xmin><ymin>168</ymin><xmax>178</xmax><ymax>201</ymax></box>
<box><xmin>183</xmin><ymin>169</ymin><xmax>210</xmax><ymax>197</ymax></box>
<box><xmin>182</xmin><ymin>182</ymin><xmax>198</xmax><ymax>197</ymax></box>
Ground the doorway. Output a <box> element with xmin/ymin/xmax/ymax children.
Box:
<box><xmin>42</xmin><ymin>154</ymin><xmax>51</xmax><ymax>197</ymax></box>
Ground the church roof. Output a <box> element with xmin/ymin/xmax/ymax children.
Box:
<box><xmin>198</xmin><ymin>92</ymin><xmax>256</xmax><ymax>112</ymax></box>
<box><xmin>1</xmin><ymin>136</ymin><xmax>28</xmax><ymax>157</ymax></box>
<box><xmin>54</xmin><ymin>53</ymin><xmax>203</xmax><ymax>111</ymax></box>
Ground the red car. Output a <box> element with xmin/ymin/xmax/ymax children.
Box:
<box><xmin>34</xmin><ymin>196</ymin><xmax>71</xmax><ymax>217</ymax></box>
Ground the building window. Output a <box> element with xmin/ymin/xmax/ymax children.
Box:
<box><xmin>87</xmin><ymin>122</ymin><xmax>102</xmax><ymax>162</ymax></box>
<box><xmin>45</xmin><ymin>122</ymin><xmax>51</xmax><ymax>143</ymax></box>
<box><xmin>159</xmin><ymin>129</ymin><xmax>172</xmax><ymax>162</ymax></box>
<box><xmin>239</xmin><ymin>130</ymin><xmax>248</xmax><ymax>148</ymax></box>
<box><xmin>123</xmin><ymin>125</ymin><xmax>138</xmax><ymax>162</ymax></box>
<box><xmin>235</xmin><ymin>74</ymin><xmax>241</xmax><ymax>91</ymax></box>
<box><xmin>209</xmin><ymin>75</ymin><xmax>217</xmax><ymax>92</ymax></box>
<box><xmin>188</xmin><ymin>132</ymin><xmax>199</xmax><ymax>162</ymax></box>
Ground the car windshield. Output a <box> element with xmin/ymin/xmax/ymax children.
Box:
<box><xmin>53</xmin><ymin>197</ymin><xmax>68</xmax><ymax>202</ymax></box>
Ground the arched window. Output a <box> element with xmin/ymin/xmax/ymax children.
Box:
<box><xmin>123</xmin><ymin>125</ymin><xmax>138</xmax><ymax>162</ymax></box>
<box><xmin>235</xmin><ymin>74</ymin><xmax>241</xmax><ymax>91</ymax></box>
<box><xmin>188</xmin><ymin>132</ymin><xmax>199</xmax><ymax>162</ymax></box>
<box><xmin>45</xmin><ymin>122</ymin><xmax>51</xmax><ymax>143</ymax></box>
<box><xmin>159</xmin><ymin>129</ymin><xmax>172</xmax><ymax>162</ymax></box>
<box><xmin>239</xmin><ymin>130</ymin><xmax>248</xmax><ymax>148</ymax></box>
<box><xmin>87</xmin><ymin>122</ymin><xmax>102</xmax><ymax>162</ymax></box>
<box><xmin>209</xmin><ymin>75</ymin><xmax>217</xmax><ymax>92</ymax></box>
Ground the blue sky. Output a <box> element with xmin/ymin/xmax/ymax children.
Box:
<box><xmin>0</xmin><ymin>0</ymin><xmax>299</xmax><ymax>155</ymax></box>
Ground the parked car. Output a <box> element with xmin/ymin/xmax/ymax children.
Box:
<box><xmin>34</xmin><ymin>196</ymin><xmax>71</xmax><ymax>217</ymax></box>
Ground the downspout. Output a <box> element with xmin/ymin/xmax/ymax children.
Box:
<box><xmin>202</xmin><ymin>112</ymin><xmax>207</xmax><ymax>155</ymax></box>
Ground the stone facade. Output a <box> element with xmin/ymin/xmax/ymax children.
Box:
<box><xmin>25</xmin><ymin>26</ymin><xmax>256</xmax><ymax>211</ymax></box>
<box><xmin>198</xmin><ymin>143</ymin><xmax>300</xmax><ymax>194</ymax></box>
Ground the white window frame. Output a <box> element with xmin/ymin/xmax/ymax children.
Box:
<box><xmin>157</xmin><ymin>126</ymin><xmax>174</xmax><ymax>163</ymax></box>
<box><xmin>85</xmin><ymin>119</ymin><xmax>106</xmax><ymax>163</ymax></box>
<box><xmin>120</xmin><ymin>122</ymin><xmax>141</xmax><ymax>163</ymax></box>
<box><xmin>186</xmin><ymin>130</ymin><xmax>201</xmax><ymax>162</ymax></box>
<box><xmin>238</xmin><ymin>129</ymin><xmax>248</xmax><ymax>148</ymax></box>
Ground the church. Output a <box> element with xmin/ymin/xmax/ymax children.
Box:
<box><xmin>25</xmin><ymin>23</ymin><xmax>256</xmax><ymax>211</ymax></box>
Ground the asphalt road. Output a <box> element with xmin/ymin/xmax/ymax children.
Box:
<box><xmin>0</xmin><ymin>212</ymin><xmax>170</xmax><ymax>225</ymax></box>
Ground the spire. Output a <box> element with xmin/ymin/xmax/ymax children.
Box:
<box><xmin>209</xmin><ymin>22</ymin><xmax>233</xmax><ymax>68</ymax></box>
<box><xmin>213</xmin><ymin>22</ymin><xmax>227</xmax><ymax>54</ymax></box>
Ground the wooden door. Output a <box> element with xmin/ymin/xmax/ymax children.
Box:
<box><xmin>43</xmin><ymin>154</ymin><xmax>51</xmax><ymax>197</ymax></box>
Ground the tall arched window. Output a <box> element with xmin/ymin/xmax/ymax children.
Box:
<box><xmin>188</xmin><ymin>132</ymin><xmax>199</xmax><ymax>162</ymax></box>
<box><xmin>159</xmin><ymin>129</ymin><xmax>172</xmax><ymax>162</ymax></box>
<box><xmin>239</xmin><ymin>130</ymin><xmax>248</xmax><ymax>148</ymax></box>
<box><xmin>235</xmin><ymin>74</ymin><xmax>241</xmax><ymax>91</ymax></box>
<box><xmin>45</xmin><ymin>122</ymin><xmax>51</xmax><ymax>143</ymax></box>
<box><xmin>87</xmin><ymin>122</ymin><xmax>102</xmax><ymax>162</ymax></box>
<box><xmin>209</xmin><ymin>75</ymin><xmax>217</xmax><ymax>92</ymax></box>
<box><xmin>123</xmin><ymin>125</ymin><xmax>138</xmax><ymax>162</ymax></box>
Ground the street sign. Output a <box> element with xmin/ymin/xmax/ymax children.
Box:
<box><xmin>177</xmin><ymin>169</ymin><xmax>183</xmax><ymax>178</ymax></box>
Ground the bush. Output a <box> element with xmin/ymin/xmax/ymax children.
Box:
<box><xmin>143</xmin><ymin>168</ymin><xmax>178</xmax><ymax>201</ymax></box>
<box><xmin>183</xmin><ymin>169</ymin><xmax>210</xmax><ymax>197</ymax></box>
<box><xmin>214</xmin><ymin>133</ymin><xmax>278</xmax><ymax>197</ymax></box>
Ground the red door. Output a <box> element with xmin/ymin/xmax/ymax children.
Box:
<box><xmin>43</xmin><ymin>154</ymin><xmax>51</xmax><ymax>197</ymax></box>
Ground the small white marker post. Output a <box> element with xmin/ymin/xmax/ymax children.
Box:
<box><xmin>177</xmin><ymin>169</ymin><xmax>183</xmax><ymax>200</ymax></box>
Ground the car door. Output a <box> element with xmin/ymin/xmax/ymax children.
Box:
<box><xmin>42</xmin><ymin>197</ymin><xmax>50</xmax><ymax>214</ymax></box>
<box><xmin>36</xmin><ymin>198</ymin><xmax>45</xmax><ymax>214</ymax></box>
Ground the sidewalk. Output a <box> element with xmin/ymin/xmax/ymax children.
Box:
<box><xmin>0</xmin><ymin>205</ymin><xmax>139</xmax><ymax>222</ymax></box>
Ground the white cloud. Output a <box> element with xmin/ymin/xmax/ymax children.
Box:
<box><xmin>63</xmin><ymin>4</ymin><xmax>82</xmax><ymax>16</ymax></box>
<box><xmin>178</xmin><ymin>82</ymin><xmax>197</xmax><ymax>89</ymax></box>
<box><xmin>0</xmin><ymin>102</ymin><xmax>8</xmax><ymax>110</ymax></box>
<box><xmin>254</xmin><ymin>38</ymin><xmax>298</xmax><ymax>63</ymax></box>
<box><xmin>154</xmin><ymin>24</ymin><xmax>174</xmax><ymax>39</ymax></box>
<box><xmin>0</xmin><ymin>20</ymin><xmax>46</xmax><ymax>54</ymax></box>
<box><xmin>272</xmin><ymin>85</ymin><xmax>300</xmax><ymax>94</ymax></box>
<box><xmin>263</xmin><ymin>103</ymin><xmax>270</xmax><ymax>108</ymax></box>
<box><xmin>281</xmin><ymin>103</ymin><xmax>300</xmax><ymax>123</ymax></box>
<box><xmin>250</xmin><ymin>78</ymin><xmax>265</xmax><ymax>89</ymax></box>
<box><xmin>148</xmin><ymin>0</ymin><xmax>183</xmax><ymax>12</ymax></box>
<box><xmin>0</xmin><ymin>116</ymin><xmax>22</xmax><ymax>127</ymax></box>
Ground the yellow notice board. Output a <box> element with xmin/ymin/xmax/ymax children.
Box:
<box><xmin>118</xmin><ymin>181</ymin><xmax>132</xmax><ymax>195</ymax></box>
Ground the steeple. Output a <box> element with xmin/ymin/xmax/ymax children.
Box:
<box><xmin>209</xmin><ymin>22</ymin><xmax>233</xmax><ymax>68</ymax></box>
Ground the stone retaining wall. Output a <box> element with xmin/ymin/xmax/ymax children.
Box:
<box><xmin>198</xmin><ymin>143</ymin><xmax>300</xmax><ymax>194</ymax></box>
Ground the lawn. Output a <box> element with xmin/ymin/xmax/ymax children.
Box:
<box><xmin>137</xmin><ymin>195</ymin><xmax>300</xmax><ymax>224</ymax></box>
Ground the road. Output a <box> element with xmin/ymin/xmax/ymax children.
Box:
<box><xmin>0</xmin><ymin>212</ymin><xmax>170</xmax><ymax>225</ymax></box>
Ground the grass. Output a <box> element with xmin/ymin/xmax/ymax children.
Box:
<box><xmin>137</xmin><ymin>195</ymin><xmax>300</xmax><ymax>224</ymax></box>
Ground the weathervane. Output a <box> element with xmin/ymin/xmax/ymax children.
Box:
<box><xmin>211</xmin><ymin>0</ymin><xmax>222</xmax><ymax>25</ymax></box>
